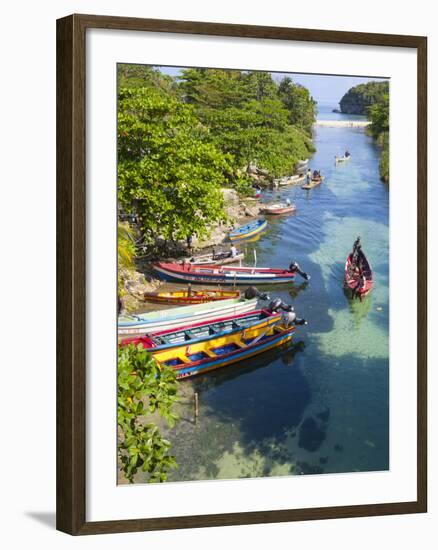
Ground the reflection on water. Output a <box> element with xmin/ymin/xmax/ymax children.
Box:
<box><xmin>144</xmin><ymin>123</ymin><xmax>389</xmax><ymax>483</ymax></box>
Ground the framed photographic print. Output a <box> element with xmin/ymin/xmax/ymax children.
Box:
<box><xmin>56</xmin><ymin>14</ymin><xmax>427</xmax><ymax>535</ymax></box>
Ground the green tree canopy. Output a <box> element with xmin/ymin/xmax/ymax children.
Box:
<box><xmin>118</xmin><ymin>86</ymin><xmax>230</xmax><ymax>243</ymax></box>
<box><xmin>339</xmin><ymin>81</ymin><xmax>389</xmax><ymax>115</ymax></box>
<box><xmin>278</xmin><ymin>77</ymin><xmax>317</xmax><ymax>135</ymax></box>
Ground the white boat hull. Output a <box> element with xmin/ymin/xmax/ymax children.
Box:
<box><xmin>118</xmin><ymin>298</ymin><xmax>258</xmax><ymax>335</ymax></box>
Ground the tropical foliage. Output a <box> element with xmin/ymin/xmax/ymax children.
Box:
<box><xmin>368</xmin><ymin>92</ymin><xmax>389</xmax><ymax>182</ymax></box>
<box><xmin>117</xmin><ymin>66</ymin><xmax>316</xmax><ymax>245</ymax></box>
<box><xmin>339</xmin><ymin>81</ymin><xmax>389</xmax><ymax>115</ymax></box>
<box><xmin>340</xmin><ymin>80</ymin><xmax>389</xmax><ymax>182</ymax></box>
<box><xmin>118</xmin><ymin>222</ymin><xmax>136</xmax><ymax>295</ymax></box>
<box><xmin>118</xmin><ymin>344</ymin><xmax>180</xmax><ymax>483</ymax></box>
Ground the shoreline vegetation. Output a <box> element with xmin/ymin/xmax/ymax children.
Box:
<box><xmin>339</xmin><ymin>81</ymin><xmax>389</xmax><ymax>182</ymax></box>
<box><xmin>117</xmin><ymin>65</ymin><xmax>318</xmax><ymax>483</ymax></box>
<box><xmin>117</xmin><ymin>65</ymin><xmax>318</xmax><ymax>311</ymax></box>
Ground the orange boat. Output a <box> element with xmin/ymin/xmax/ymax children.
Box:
<box><xmin>143</xmin><ymin>288</ymin><xmax>240</xmax><ymax>305</ymax></box>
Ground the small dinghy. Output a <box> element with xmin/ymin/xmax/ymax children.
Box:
<box><xmin>301</xmin><ymin>176</ymin><xmax>325</xmax><ymax>189</ymax></box>
<box><xmin>335</xmin><ymin>151</ymin><xmax>351</xmax><ymax>163</ymax></box>
<box><xmin>261</xmin><ymin>203</ymin><xmax>296</xmax><ymax>215</ymax></box>
<box><xmin>229</xmin><ymin>219</ymin><xmax>267</xmax><ymax>241</ymax></box>
<box><xmin>344</xmin><ymin>237</ymin><xmax>373</xmax><ymax>299</ymax></box>
<box><xmin>143</xmin><ymin>288</ymin><xmax>240</xmax><ymax>305</ymax></box>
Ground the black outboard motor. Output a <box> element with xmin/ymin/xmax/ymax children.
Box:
<box><xmin>244</xmin><ymin>286</ymin><xmax>269</xmax><ymax>301</ymax></box>
<box><xmin>268</xmin><ymin>297</ymin><xmax>293</xmax><ymax>313</ymax></box>
<box><xmin>289</xmin><ymin>261</ymin><xmax>311</xmax><ymax>281</ymax></box>
<box><xmin>268</xmin><ymin>297</ymin><xmax>307</xmax><ymax>326</ymax></box>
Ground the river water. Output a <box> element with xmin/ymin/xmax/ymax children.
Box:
<box><xmin>149</xmin><ymin>113</ymin><xmax>390</xmax><ymax>483</ymax></box>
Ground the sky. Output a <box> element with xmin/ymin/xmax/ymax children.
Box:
<box><xmin>157</xmin><ymin>66</ymin><xmax>388</xmax><ymax>106</ymax></box>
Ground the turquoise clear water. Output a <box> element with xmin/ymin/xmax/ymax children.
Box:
<box><xmin>156</xmin><ymin>123</ymin><xmax>389</xmax><ymax>483</ymax></box>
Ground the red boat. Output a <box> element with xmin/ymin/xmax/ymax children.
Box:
<box><xmin>154</xmin><ymin>262</ymin><xmax>307</xmax><ymax>285</ymax></box>
<box><xmin>344</xmin><ymin>239</ymin><xmax>373</xmax><ymax>299</ymax></box>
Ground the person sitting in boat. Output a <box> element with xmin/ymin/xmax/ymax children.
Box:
<box><xmin>286</xmin><ymin>198</ymin><xmax>291</xmax><ymax>206</ymax></box>
<box><xmin>352</xmin><ymin>236</ymin><xmax>361</xmax><ymax>263</ymax></box>
<box><xmin>345</xmin><ymin>150</ymin><xmax>350</xmax><ymax>157</ymax></box>
<box><xmin>313</xmin><ymin>169</ymin><xmax>319</xmax><ymax>178</ymax></box>
<box><xmin>230</xmin><ymin>244</ymin><xmax>238</xmax><ymax>258</ymax></box>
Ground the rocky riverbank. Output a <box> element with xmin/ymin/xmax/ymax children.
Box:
<box><xmin>119</xmin><ymin>187</ymin><xmax>268</xmax><ymax>312</ymax></box>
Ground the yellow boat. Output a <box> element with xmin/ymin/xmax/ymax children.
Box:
<box><xmin>152</xmin><ymin>321</ymin><xmax>295</xmax><ymax>379</ymax></box>
<box><xmin>143</xmin><ymin>289</ymin><xmax>240</xmax><ymax>305</ymax></box>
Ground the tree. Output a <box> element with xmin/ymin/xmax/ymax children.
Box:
<box><xmin>178</xmin><ymin>69</ymin><xmax>314</xmax><ymax>178</ymax></box>
<box><xmin>118</xmin><ymin>86</ymin><xmax>230</xmax><ymax>244</ymax></box>
<box><xmin>278</xmin><ymin>77</ymin><xmax>317</xmax><ymax>135</ymax></box>
<box><xmin>368</xmin><ymin>93</ymin><xmax>389</xmax><ymax>182</ymax></box>
<box><xmin>118</xmin><ymin>222</ymin><xmax>136</xmax><ymax>295</ymax></box>
<box><xmin>118</xmin><ymin>344</ymin><xmax>180</xmax><ymax>483</ymax></box>
<box><xmin>339</xmin><ymin>81</ymin><xmax>389</xmax><ymax>115</ymax></box>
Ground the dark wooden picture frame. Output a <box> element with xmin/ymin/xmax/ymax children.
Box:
<box><xmin>57</xmin><ymin>13</ymin><xmax>427</xmax><ymax>535</ymax></box>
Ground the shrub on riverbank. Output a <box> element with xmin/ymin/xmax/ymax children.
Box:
<box><xmin>340</xmin><ymin>80</ymin><xmax>389</xmax><ymax>182</ymax></box>
<box><xmin>118</xmin><ymin>344</ymin><xmax>180</xmax><ymax>483</ymax></box>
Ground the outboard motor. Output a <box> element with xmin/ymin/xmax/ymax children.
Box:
<box><xmin>289</xmin><ymin>261</ymin><xmax>311</xmax><ymax>281</ymax></box>
<box><xmin>268</xmin><ymin>297</ymin><xmax>294</xmax><ymax>313</ymax></box>
<box><xmin>244</xmin><ymin>286</ymin><xmax>270</xmax><ymax>301</ymax></box>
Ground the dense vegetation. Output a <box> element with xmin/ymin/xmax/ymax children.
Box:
<box><xmin>118</xmin><ymin>344</ymin><xmax>180</xmax><ymax>483</ymax></box>
<box><xmin>118</xmin><ymin>65</ymin><xmax>316</xmax><ymax>245</ymax></box>
<box><xmin>368</xmin><ymin>93</ymin><xmax>389</xmax><ymax>182</ymax></box>
<box><xmin>339</xmin><ymin>80</ymin><xmax>389</xmax><ymax>182</ymax></box>
<box><xmin>339</xmin><ymin>81</ymin><xmax>389</xmax><ymax>115</ymax></box>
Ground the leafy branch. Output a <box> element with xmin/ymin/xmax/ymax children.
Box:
<box><xmin>118</xmin><ymin>344</ymin><xmax>180</xmax><ymax>483</ymax></box>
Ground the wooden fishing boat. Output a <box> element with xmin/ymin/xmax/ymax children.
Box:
<box><xmin>121</xmin><ymin>309</ymin><xmax>282</xmax><ymax>351</ymax></box>
<box><xmin>344</xmin><ymin>244</ymin><xmax>373</xmax><ymax>299</ymax></box>
<box><xmin>181</xmin><ymin>251</ymin><xmax>244</xmax><ymax>266</ymax></box>
<box><xmin>153</xmin><ymin>322</ymin><xmax>296</xmax><ymax>379</ymax></box>
<box><xmin>118</xmin><ymin>297</ymin><xmax>257</xmax><ymax>336</ymax></box>
<box><xmin>261</xmin><ymin>203</ymin><xmax>296</xmax><ymax>215</ymax></box>
<box><xmin>335</xmin><ymin>155</ymin><xmax>351</xmax><ymax>163</ymax></box>
<box><xmin>229</xmin><ymin>219</ymin><xmax>267</xmax><ymax>241</ymax></box>
<box><xmin>274</xmin><ymin>174</ymin><xmax>305</xmax><ymax>187</ymax></box>
<box><xmin>301</xmin><ymin>176</ymin><xmax>325</xmax><ymax>190</ymax></box>
<box><xmin>153</xmin><ymin>262</ymin><xmax>304</xmax><ymax>285</ymax></box>
<box><xmin>143</xmin><ymin>288</ymin><xmax>240</xmax><ymax>305</ymax></box>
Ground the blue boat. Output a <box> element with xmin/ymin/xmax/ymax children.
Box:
<box><xmin>229</xmin><ymin>219</ymin><xmax>267</xmax><ymax>241</ymax></box>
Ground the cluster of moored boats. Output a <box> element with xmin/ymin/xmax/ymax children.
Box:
<box><xmin>118</xmin><ymin>151</ymin><xmax>373</xmax><ymax>380</ymax></box>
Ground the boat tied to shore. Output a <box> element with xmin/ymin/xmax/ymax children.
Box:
<box><xmin>153</xmin><ymin>261</ymin><xmax>310</xmax><ymax>285</ymax></box>
<box><xmin>118</xmin><ymin>296</ymin><xmax>258</xmax><ymax>335</ymax></box>
<box><xmin>143</xmin><ymin>288</ymin><xmax>240</xmax><ymax>305</ymax></box>
<box><xmin>120</xmin><ymin>308</ymin><xmax>283</xmax><ymax>351</ymax></box>
<box><xmin>344</xmin><ymin>237</ymin><xmax>373</xmax><ymax>300</ymax></box>
<box><xmin>153</xmin><ymin>321</ymin><xmax>298</xmax><ymax>379</ymax></box>
<box><xmin>261</xmin><ymin>203</ymin><xmax>296</xmax><ymax>215</ymax></box>
<box><xmin>229</xmin><ymin>219</ymin><xmax>267</xmax><ymax>241</ymax></box>
<box><xmin>273</xmin><ymin>174</ymin><xmax>306</xmax><ymax>187</ymax></box>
